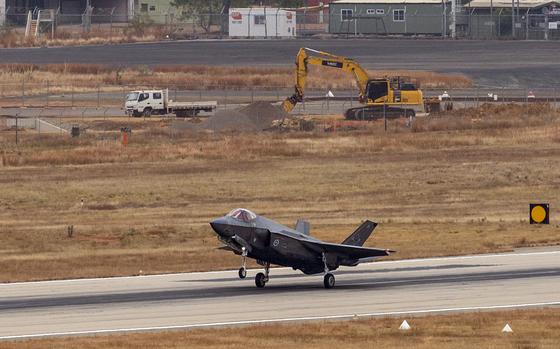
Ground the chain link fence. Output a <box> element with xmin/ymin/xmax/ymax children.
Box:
<box><xmin>1</xmin><ymin>83</ymin><xmax>560</xmax><ymax>118</ymax></box>
<box><xmin>2</xmin><ymin>9</ymin><xmax>560</xmax><ymax>40</ymax></box>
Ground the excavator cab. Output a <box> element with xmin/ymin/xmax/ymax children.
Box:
<box><xmin>365</xmin><ymin>77</ymin><xmax>419</xmax><ymax>103</ymax></box>
<box><xmin>365</xmin><ymin>79</ymin><xmax>389</xmax><ymax>102</ymax></box>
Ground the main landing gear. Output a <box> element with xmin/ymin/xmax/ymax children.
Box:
<box><xmin>322</xmin><ymin>252</ymin><xmax>335</xmax><ymax>289</ymax></box>
<box><xmin>238</xmin><ymin>247</ymin><xmax>247</xmax><ymax>279</ymax></box>
<box><xmin>255</xmin><ymin>262</ymin><xmax>270</xmax><ymax>288</ymax></box>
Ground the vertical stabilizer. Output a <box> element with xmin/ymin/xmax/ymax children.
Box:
<box><xmin>295</xmin><ymin>219</ymin><xmax>311</xmax><ymax>235</ymax></box>
<box><xmin>341</xmin><ymin>220</ymin><xmax>377</xmax><ymax>246</ymax></box>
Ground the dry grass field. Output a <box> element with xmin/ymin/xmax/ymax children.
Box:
<box><xmin>0</xmin><ymin>104</ymin><xmax>559</xmax><ymax>282</ymax></box>
<box><xmin>2</xmin><ymin>308</ymin><xmax>559</xmax><ymax>348</ymax></box>
<box><xmin>0</xmin><ymin>23</ymin><xmax>164</xmax><ymax>48</ymax></box>
<box><xmin>0</xmin><ymin>63</ymin><xmax>472</xmax><ymax>99</ymax></box>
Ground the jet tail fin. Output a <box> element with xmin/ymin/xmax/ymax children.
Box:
<box><xmin>295</xmin><ymin>219</ymin><xmax>311</xmax><ymax>235</ymax></box>
<box><xmin>341</xmin><ymin>220</ymin><xmax>377</xmax><ymax>246</ymax></box>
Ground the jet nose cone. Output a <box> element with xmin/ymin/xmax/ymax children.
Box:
<box><xmin>210</xmin><ymin>217</ymin><xmax>230</xmax><ymax>236</ymax></box>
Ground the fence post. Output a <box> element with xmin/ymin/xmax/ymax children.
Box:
<box><xmin>71</xmin><ymin>85</ymin><xmax>74</xmax><ymax>107</ymax></box>
<box><xmin>46</xmin><ymin>80</ymin><xmax>49</xmax><ymax>107</ymax></box>
<box><xmin>21</xmin><ymin>79</ymin><xmax>25</xmax><ymax>107</ymax></box>
<box><xmin>525</xmin><ymin>87</ymin><xmax>528</xmax><ymax>117</ymax></box>
<box><xmin>525</xmin><ymin>11</ymin><xmax>529</xmax><ymax>40</ymax></box>
<box><xmin>476</xmin><ymin>87</ymin><xmax>479</xmax><ymax>108</ymax></box>
<box><xmin>15</xmin><ymin>114</ymin><xmax>19</xmax><ymax>145</ymax></box>
<box><xmin>384</xmin><ymin>103</ymin><xmax>387</xmax><ymax>132</ymax></box>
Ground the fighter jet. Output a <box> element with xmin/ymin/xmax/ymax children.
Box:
<box><xmin>210</xmin><ymin>208</ymin><xmax>394</xmax><ymax>289</ymax></box>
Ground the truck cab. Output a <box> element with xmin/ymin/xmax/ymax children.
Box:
<box><xmin>125</xmin><ymin>89</ymin><xmax>217</xmax><ymax>118</ymax></box>
<box><xmin>125</xmin><ymin>90</ymin><xmax>165</xmax><ymax>117</ymax></box>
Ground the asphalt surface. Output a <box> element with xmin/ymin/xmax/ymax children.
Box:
<box><xmin>1</xmin><ymin>39</ymin><xmax>560</xmax><ymax>87</ymax></box>
<box><xmin>1</xmin><ymin>249</ymin><xmax>559</xmax><ymax>339</ymax></box>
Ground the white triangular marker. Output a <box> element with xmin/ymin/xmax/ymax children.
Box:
<box><xmin>502</xmin><ymin>324</ymin><xmax>513</xmax><ymax>333</ymax></box>
<box><xmin>326</xmin><ymin>90</ymin><xmax>334</xmax><ymax>98</ymax></box>
<box><xmin>399</xmin><ymin>320</ymin><xmax>411</xmax><ymax>330</ymax></box>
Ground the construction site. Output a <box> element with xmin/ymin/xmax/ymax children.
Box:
<box><xmin>0</xmin><ymin>35</ymin><xmax>559</xmax><ymax>348</ymax></box>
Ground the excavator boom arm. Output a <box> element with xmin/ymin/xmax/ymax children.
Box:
<box><xmin>282</xmin><ymin>48</ymin><xmax>371</xmax><ymax>112</ymax></box>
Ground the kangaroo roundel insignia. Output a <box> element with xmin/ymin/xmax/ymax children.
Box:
<box><xmin>273</xmin><ymin>239</ymin><xmax>280</xmax><ymax>247</ymax></box>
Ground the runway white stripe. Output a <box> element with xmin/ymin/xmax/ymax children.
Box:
<box><xmin>2</xmin><ymin>301</ymin><xmax>559</xmax><ymax>340</ymax></box>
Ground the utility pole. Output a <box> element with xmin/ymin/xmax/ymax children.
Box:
<box><xmin>451</xmin><ymin>0</ymin><xmax>456</xmax><ymax>38</ymax></box>
<box><xmin>443</xmin><ymin>0</ymin><xmax>447</xmax><ymax>38</ymax></box>
<box><xmin>490</xmin><ymin>0</ymin><xmax>494</xmax><ymax>37</ymax></box>
<box><xmin>512</xmin><ymin>0</ymin><xmax>515</xmax><ymax>38</ymax></box>
<box><xmin>303</xmin><ymin>0</ymin><xmax>307</xmax><ymax>37</ymax></box>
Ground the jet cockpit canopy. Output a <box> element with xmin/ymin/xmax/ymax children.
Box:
<box><xmin>227</xmin><ymin>208</ymin><xmax>257</xmax><ymax>223</ymax></box>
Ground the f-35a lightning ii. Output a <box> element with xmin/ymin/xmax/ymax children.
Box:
<box><xmin>210</xmin><ymin>208</ymin><xmax>394</xmax><ymax>289</ymax></box>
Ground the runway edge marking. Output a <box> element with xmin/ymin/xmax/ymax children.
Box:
<box><xmin>2</xmin><ymin>301</ymin><xmax>560</xmax><ymax>340</ymax></box>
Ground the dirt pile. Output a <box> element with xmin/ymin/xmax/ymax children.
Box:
<box><xmin>174</xmin><ymin>101</ymin><xmax>289</xmax><ymax>132</ymax></box>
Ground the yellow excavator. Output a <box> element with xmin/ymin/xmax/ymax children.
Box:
<box><xmin>282</xmin><ymin>48</ymin><xmax>424</xmax><ymax>120</ymax></box>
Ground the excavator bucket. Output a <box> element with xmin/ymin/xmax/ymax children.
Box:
<box><xmin>282</xmin><ymin>91</ymin><xmax>302</xmax><ymax>113</ymax></box>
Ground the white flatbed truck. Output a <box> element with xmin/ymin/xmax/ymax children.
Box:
<box><xmin>125</xmin><ymin>89</ymin><xmax>217</xmax><ymax>117</ymax></box>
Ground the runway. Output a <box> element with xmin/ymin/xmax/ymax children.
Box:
<box><xmin>1</xmin><ymin>39</ymin><xmax>560</xmax><ymax>87</ymax></box>
<box><xmin>1</xmin><ymin>249</ymin><xmax>559</xmax><ymax>340</ymax></box>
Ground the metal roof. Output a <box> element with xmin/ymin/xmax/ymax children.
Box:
<box><xmin>466</xmin><ymin>0</ymin><xmax>560</xmax><ymax>7</ymax></box>
<box><xmin>332</xmin><ymin>0</ymin><xmax>450</xmax><ymax>4</ymax></box>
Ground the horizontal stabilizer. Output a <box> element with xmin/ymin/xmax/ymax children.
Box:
<box><xmin>341</xmin><ymin>220</ymin><xmax>377</xmax><ymax>246</ymax></box>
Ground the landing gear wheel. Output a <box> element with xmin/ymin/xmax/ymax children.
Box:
<box><xmin>238</xmin><ymin>267</ymin><xmax>247</xmax><ymax>279</ymax></box>
<box><xmin>324</xmin><ymin>273</ymin><xmax>335</xmax><ymax>289</ymax></box>
<box><xmin>255</xmin><ymin>272</ymin><xmax>267</xmax><ymax>288</ymax></box>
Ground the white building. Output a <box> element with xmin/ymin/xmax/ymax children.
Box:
<box><xmin>229</xmin><ymin>7</ymin><xmax>297</xmax><ymax>38</ymax></box>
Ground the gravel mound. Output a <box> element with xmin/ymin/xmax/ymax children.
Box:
<box><xmin>173</xmin><ymin>101</ymin><xmax>289</xmax><ymax>132</ymax></box>
<box><xmin>238</xmin><ymin>101</ymin><xmax>289</xmax><ymax>130</ymax></box>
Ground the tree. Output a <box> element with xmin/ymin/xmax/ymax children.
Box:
<box><xmin>276</xmin><ymin>1</ymin><xmax>304</xmax><ymax>7</ymax></box>
<box><xmin>171</xmin><ymin>0</ymin><xmax>251</xmax><ymax>33</ymax></box>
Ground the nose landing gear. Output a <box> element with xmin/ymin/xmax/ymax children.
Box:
<box><xmin>238</xmin><ymin>247</ymin><xmax>248</xmax><ymax>279</ymax></box>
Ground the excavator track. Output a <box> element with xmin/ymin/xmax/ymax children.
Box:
<box><xmin>344</xmin><ymin>106</ymin><xmax>415</xmax><ymax>121</ymax></box>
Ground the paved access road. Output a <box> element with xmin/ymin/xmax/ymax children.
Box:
<box><xmin>1</xmin><ymin>39</ymin><xmax>559</xmax><ymax>87</ymax></box>
<box><xmin>1</xmin><ymin>249</ymin><xmax>559</xmax><ymax>340</ymax></box>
